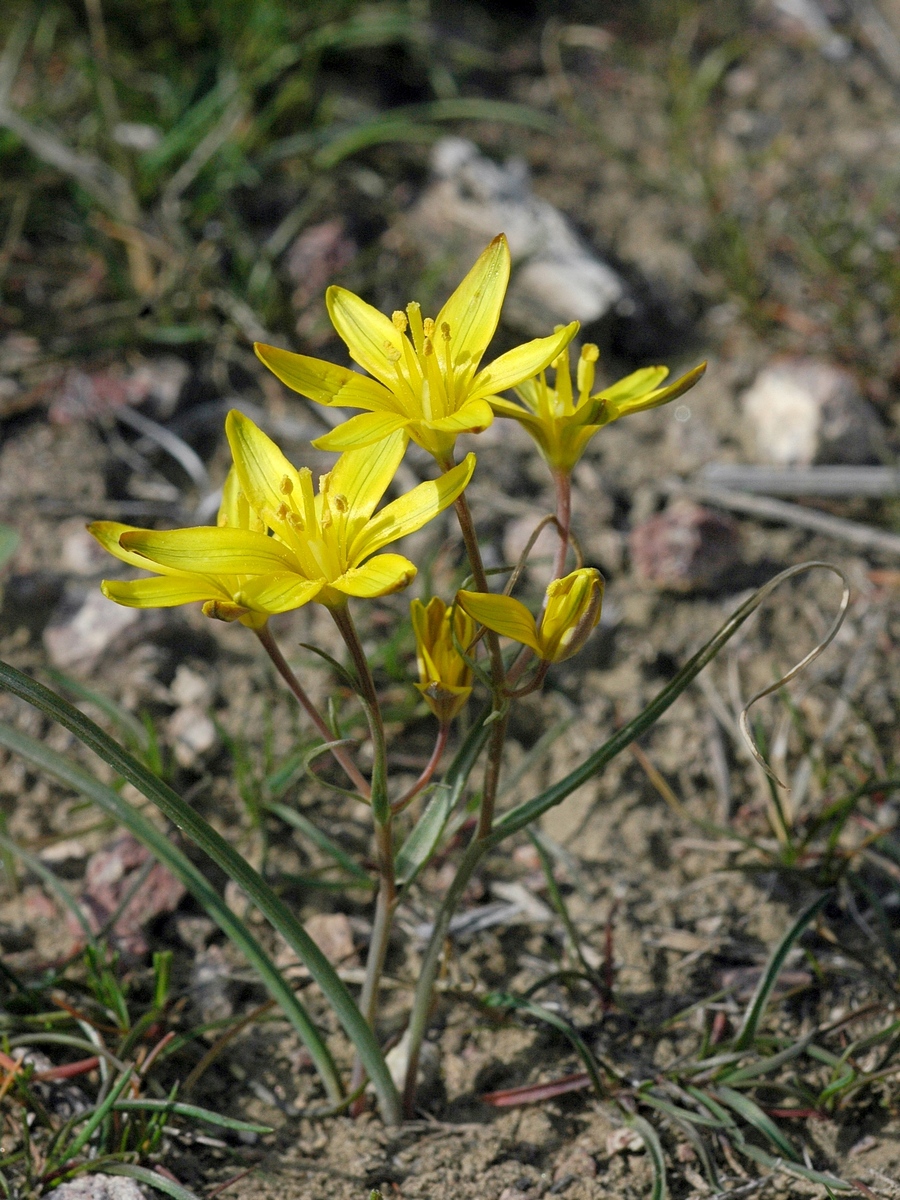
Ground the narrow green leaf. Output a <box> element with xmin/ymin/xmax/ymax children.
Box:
<box><xmin>482</xmin><ymin>992</ymin><xmax>607</xmax><ymax>1098</ymax></box>
<box><xmin>102</xmin><ymin>1163</ymin><xmax>203</xmax><ymax>1200</ymax></box>
<box><xmin>0</xmin><ymin>661</ymin><xmax>402</xmax><ymax>1124</ymax></box>
<box><xmin>621</xmin><ymin>1113</ymin><xmax>668</xmax><ymax>1200</ymax></box>
<box><xmin>111</xmin><ymin>1100</ymin><xmax>272</xmax><ymax>1133</ymax></box>
<box><xmin>395</xmin><ymin>707</ymin><xmax>490</xmax><ymax>887</ymax></box>
<box><xmin>0</xmin><ymin>715</ymin><xmax>343</xmax><ymax>1106</ymax></box>
<box><xmin>0</xmin><ymin>524</ymin><xmax>19</xmax><ymax>569</ymax></box>
<box><xmin>489</xmin><ymin>563</ymin><xmax>847</xmax><ymax>844</ymax></box>
<box><xmin>713</xmin><ymin>1085</ymin><xmax>800</xmax><ymax>1162</ymax></box>
<box><xmin>733</xmin><ymin>893</ymin><xmax>830</xmax><ymax>1051</ymax></box>
<box><xmin>266</xmin><ymin>801</ymin><xmax>370</xmax><ymax>882</ymax></box>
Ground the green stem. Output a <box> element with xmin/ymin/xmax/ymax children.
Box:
<box><xmin>447</xmin><ymin>480</ymin><xmax>507</xmax><ymax>834</ymax></box>
<box><xmin>402</xmin><ymin>835</ymin><xmax>489</xmax><ymax>1115</ymax></box>
<box><xmin>329</xmin><ymin>602</ymin><xmax>397</xmax><ymax>1106</ymax></box>
<box><xmin>551</xmin><ymin>469</ymin><xmax>572</xmax><ymax>583</ymax></box>
<box><xmin>255</xmin><ymin>624</ymin><xmax>370</xmax><ymax>800</ymax></box>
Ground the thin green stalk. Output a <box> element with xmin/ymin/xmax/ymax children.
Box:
<box><xmin>329</xmin><ymin>602</ymin><xmax>396</xmax><ymax>1103</ymax></box>
<box><xmin>551</xmin><ymin>469</ymin><xmax>571</xmax><ymax>582</ymax></box>
<box><xmin>255</xmin><ymin>624</ymin><xmax>370</xmax><ymax>799</ymax></box>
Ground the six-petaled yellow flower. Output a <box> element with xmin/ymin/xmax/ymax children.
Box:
<box><xmin>93</xmin><ymin>413</ymin><xmax>475</xmax><ymax>619</ymax></box>
<box><xmin>90</xmin><ymin>466</ymin><xmax>298</xmax><ymax>629</ymax></box>
<box><xmin>410</xmin><ymin>597</ymin><xmax>476</xmax><ymax>724</ymax></box>
<box><xmin>489</xmin><ymin>341</ymin><xmax>706</xmax><ymax>474</ymax></box>
<box><xmin>458</xmin><ymin>567</ymin><xmax>604</xmax><ymax>664</ymax></box>
<box><xmin>254</xmin><ymin>235</ymin><xmax>579</xmax><ymax>466</ymax></box>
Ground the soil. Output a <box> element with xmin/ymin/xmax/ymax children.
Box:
<box><xmin>3</xmin><ymin>3</ymin><xmax>900</xmax><ymax>1198</ymax></box>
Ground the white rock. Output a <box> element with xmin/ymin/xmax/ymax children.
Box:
<box><xmin>405</xmin><ymin>137</ymin><xmax>626</xmax><ymax>335</ymax></box>
<box><xmin>167</xmin><ymin>703</ymin><xmax>217</xmax><ymax>768</ymax></box>
<box><xmin>45</xmin><ymin>1176</ymin><xmax>149</xmax><ymax>1200</ymax></box>
<box><xmin>741</xmin><ymin>358</ymin><xmax>883</xmax><ymax>466</ymax></box>
<box><xmin>169</xmin><ymin>663</ymin><xmax>212</xmax><ymax>707</ymax></box>
<box><xmin>43</xmin><ymin>590</ymin><xmax>143</xmax><ymax>668</ymax></box>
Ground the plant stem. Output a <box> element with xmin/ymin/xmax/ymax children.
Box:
<box><xmin>552</xmin><ymin>469</ymin><xmax>572</xmax><ymax>582</ymax></box>
<box><xmin>447</xmin><ymin>481</ymin><xmax>507</xmax><ymax>833</ymax></box>
<box><xmin>392</xmin><ymin>724</ymin><xmax>450</xmax><ymax>815</ymax></box>
<box><xmin>329</xmin><ymin>602</ymin><xmax>397</xmax><ymax>1107</ymax></box>
<box><xmin>254</xmin><ymin>625</ymin><xmax>370</xmax><ymax>800</ymax></box>
<box><xmin>402</xmin><ymin>835</ymin><xmax>489</xmax><ymax>1115</ymax></box>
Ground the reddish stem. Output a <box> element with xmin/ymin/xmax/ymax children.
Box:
<box><xmin>392</xmin><ymin>723</ymin><xmax>450</xmax><ymax>815</ymax></box>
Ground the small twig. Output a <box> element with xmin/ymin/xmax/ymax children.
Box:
<box><xmin>699</xmin><ymin>462</ymin><xmax>900</xmax><ymax>497</ymax></box>
<box><xmin>667</xmin><ymin>478</ymin><xmax>900</xmax><ymax>557</ymax></box>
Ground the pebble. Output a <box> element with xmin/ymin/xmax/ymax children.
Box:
<box><xmin>741</xmin><ymin>357</ymin><xmax>883</xmax><ymax>466</ymax></box>
<box><xmin>45</xmin><ymin>1173</ymin><xmax>148</xmax><ymax>1197</ymax></box>
<box><xmin>605</xmin><ymin>1128</ymin><xmax>645</xmax><ymax>1156</ymax></box>
<box><xmin>304</xmin><ymin>911</ymin><xmax>358</xmax><ymax>966</ymax></box>
<box><xmin>167</xmin><ymin>703</ymin><xmax>217</xmax><ymax>768</ymax></box>
<box><xmin>403</xmin><ymin>137</ymin><xmax>627</xmax><ymax>337</ymax></box>
<box><xmin>629</xmin><ymin>500</ymin><xmax>740</xmax><ymax>592</ymax></box>
<box><xmin>43</xmin><ymin>588</ymin><xmax>146</xmax><ymax>669</ymax></box>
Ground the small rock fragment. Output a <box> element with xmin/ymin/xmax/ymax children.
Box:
<box><xmin>167</xmin><ymin>703</ymin><xmax>217</xmax><ymax>768</ymax></box>
<box><xmin>43</xmin><ymin>588</ymin><xmax>146</xmax><ymax>669</ymax></box>
<box><xmin>769</xmin><ymin>0</ymin><xmax>851</xmax><ymax>60</ymax></box>
<box><xmin>741</xmin><ymin>358</ymin><xmax>882</xmax><ymax>466</ymax></box>
<box><xmin>46</xmin><ymin>1174</ymin><xmax>150</xmax><ymax>1199</ymax></box>
<box><xmin>286</xmin><ymin>219</ymin><xmax>357</xmax><ymax>313</ymax></box>
<box><xmin>76</xmin><ymin>834</ymin><xmax>186</xmax><ymax>957</ymax></box>
<box><xmin>629</xmin><ymin>500</ymin><xmax>740</xmax><ymax>592</ymax></box>
<box><xmin>169</xmin><ymin>664</ymin><xmax>213</xmax><ymax>707</ymax></box>
<box><xmin>553</xmin><ymin>1147</ymin><xmax>597</xmax><ymax>1180</ymax></box>
<box><xmin>59</xmin><ymin>520</ymin><xmax>112</xmax><ymax>576</ymax></box>
<box><xmin>304</xmin><ymin>911</ymin><xmax>358</xmax><ymax>966</ymax></box>
<box><xmin>49</xmin><ymin>357</ymin><xmax>188</xmax><ymax>423</ymax></box>
<box><xmin>405</xmin><ymin>137</ymin><xmax>626</xmax><ymax>337</ymax></box>
<box><xmin>606</xmin><ymin>1128</ymin><xmax>645</xmax><ymax>1155</ymax></box>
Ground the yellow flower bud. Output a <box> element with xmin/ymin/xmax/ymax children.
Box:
<box><xmin>457</xmin><ymin>567</ymin><xmax>604</xmax><ymax>665</ymax></box>
<box><xmin>410</xmin><ymin>597</ymin><xmax>475</xmax><ymax>724</ymax></box>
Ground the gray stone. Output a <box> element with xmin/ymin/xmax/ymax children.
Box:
<box><xmin>45</xmin><ymin>1174</ymin><xmax>149</xmax><ymax>1199</ymax></box>
<box><xmin>43</xmin><ymin>588</ymin><xmax>145</xmax><ymax>669</ymax></box>
<box><xmin>741</xmin><ymin>358</ymin><xmax>883</xmax><ymax>467</ymax></box>
<box><xmin>404</xmin><ymin>137</ymin><xmax>626</xmax><ymax>336</ymax></box>
<box><xmin>630</xmin><ymin>500</ymin><xmax>740</xmax><ymax>592</ymax></box>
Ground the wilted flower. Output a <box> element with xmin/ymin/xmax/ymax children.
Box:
<box><xmin>458</xmin><ymin>567</ymin><xmax>604</xmax><ymax>664</ymax></box>
<box><xmin>489</xmin><ymin>341</ymin><xmax>706</xmax><ymax>474</ymax></box>
<box><xmin>254</xmin><ymin>235</ymin><xmax>578</xmax><ymax>465</ymax></box>
<box><xmin>411</xmin><ymin>597</ymin><xmax>476</xmax><ymax>723</ymax></box>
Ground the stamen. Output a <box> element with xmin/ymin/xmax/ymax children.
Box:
<box><xmin>333</xmin><ymin>493</ymin><xmax>348</xmax><ymax>513</ymax></box>
<box><xmin>280</xmin><ymin>474</ymin><xmax>293</xmax><ymax>495</ymax></box>
<box><xmin>406</xmin><ymin>301</ymin><xmax>424</xmax><ymax>353</ymax></box>
<box><xmin>440</xmin><ymin>321</ymin><xmax>451</xmax><ymax>342</ymax></box>
<box><xmin>276</xmin><ymin>502</ymin><xmax>289</xmax><ymax>521</ymax></box>
<box><xmin>423</xmin><ymin>317</ymin><xmax>435</xmax><ymax>340</ymax></box>
<box><xmin>384</xmin><ymin>342</ymin><xmax>401</xmax><ymax>364</ymax></box>
<box><xmin>392</xmin><ymin>310</ymin><xmax>408</xmax><ymax>332</ymax></box>
<box><xmin>287</xmin><ymin>511</ymin><xmax>304</xmax><ymax>532</ymax></box>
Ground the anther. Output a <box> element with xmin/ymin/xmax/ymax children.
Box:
<box><xmin>280</xmin><ymin>474</ymin><xmax>293</xmax><ymax>495</ymax></box>
<box><xmin>440</xmin><ymin>321</ymin><xmax>451</xmax><ymax>341</ymax></box>
<box><xmin>582</xmin><ymin>344</ymin><xmax>600</xmax><ymax>363</ymax></box>
<box><xmin>333</xmin><ymin>493</ymin><xmax>348</xmax><ymax>513</ymax></box>
<box><xmin>423</xmin><ymin>317</ymin><xmax>435</xmax><ymax>338</ymax></box>
<box><xmin>392</xmin><ymin>310</ymin><xmax>408</xmax><ymax>332</ymax></box>
<box><xmin>384</xmin><ymin>344</ymin><xmax>401</xmax><ymax>364</ymax></box>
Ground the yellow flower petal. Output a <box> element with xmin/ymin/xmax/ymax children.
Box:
<box><xmin>89</xmin><ymin>522</ymin><xmax>182</xmax><ymax>576</ymax></box>
<box><xmin>470</xmin><ymin>322</ymin><xmax>579</xmax><ymax>400</ymax></box>
<box><xmin>120</xmin><ymin>526</ymin><xmax>299</xmax><ymax>575</ymax></box>
<box><xmin>434</xmin><ymin>234</ymin><xmax>510</xmax><ymax>385</ymax></box>
<box><xmin>456</xmin><ymin>590</ymin><xmax>541</xmax><ymax>655</ymax></box>
<box><xmin>333</xmin><ymin>554</ymin><xmax>417</xmax><ymax>597</ymax></box>
<box><xmin>599</xmin><ymin>365</ymin><xmax>670</xmax><ymax>403</ymax></box>
<box><xmin>349</xmin><ymin>453</ymin><xmax>475</xmax><ymax>564</ymax></box>
<box><xmin>326</xmin><ymin>286</ymin><xmax>406</xmax><ymax>389</ymax></box>
<box><xmin>225</xmin><ymin>409</ymin><xmax>307</xmax><ymax>540</ymax></box>
<box><xmin>424</xmin><ymin>399</ymin><xmax>494</xmax><ymax>436</ymax></box>
<box><xmin>327</xmin><ymin>429</ymin><xmax>407</xmax><ymax>529</ymax></box>
<box><xmin>614</xmin><ymin>362</ymin><xmax>707</xmax><ymax>413</ymax></box>
<box><xmin>312</xmin><ymin>411</ymin><xmax>409</xmax><ymax>452</ymax></box>
<box><xmin>240</xmin><ymin>573</ymin><xmax>324</xmax><ymax>612</ymax></box>
<box><xmin>254</xmin><ymin>342</ymin><xmax>400</xmax><ymax>412</ymax></box>
<box><xmin>101</xmin><ymin>576</ymin><xmax>227</xmax><ymax>608</ymax></box>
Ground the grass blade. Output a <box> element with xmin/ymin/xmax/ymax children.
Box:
<box><xmin>0</xmin><ymin>716</ymin><xmax>343</xmax><ymax>1106</ymax></box>
<box><xmin>102</xmin><ymin>1163</ymin><xmax>202</xmax><ymax>1200</ymax></box>
<box><xmin>0</xmin><ymin>660</ymin><xmax>402</xmax><ymax>1124</ymax></box>
<box><xmin>266</xmin><ymin>801</ymin><xmax>370</xmax><ymax>883</ymax></box>
<box><xmin>621</xmin><ymin>1112</ymin><xmax>668</xmax><ymax>1200</ymax></box>
<box><xmin>733</xmin><ymin>892</ymin><xmax>830</xmax><ymax>1051</ymax></box>
<box><xmin>111</xmin><ymin>1100</ymin><xmax>271</xmax><ymax>1133</ymax></box>
<box><xmin>489</xmin><ymin>563</ymin><xmax>847</xmax><ymax>844</ymax></box>
<box><xmin>713</xmin><ymin>1085</ymin><xmax>800</xmax><ymax>1162</ymax></box>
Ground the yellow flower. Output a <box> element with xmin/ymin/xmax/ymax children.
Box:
<box><xmin>105</xmin><ymin>413</ymin><xmax>476</xmax><ymax>615</ymax></box>
<box><xmin>90</xmin><ymin>466</ymin><xmax>301</xmax><ymax>629</ymax></box>
<box><xmin>458</xmin><ymin>568</ymin><xmax>604</xmax><ymax>664</ymax></box>
<box><xmin>489</xmin><ymin>341</ymin><xmax>706</xmax><ymax>474</ymax></box>
<box><xmin>410</xmin><ymin>597</ymin><xmax>476</xmax><ymax>724</ymax></box>
<box><xmin>254</xmin><ymin>235</ymin><xmax>578</xmax><ymax>465</ymax></box>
